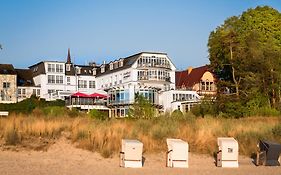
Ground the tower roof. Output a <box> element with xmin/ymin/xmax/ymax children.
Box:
<box><xmin>66</xmin><ymin>48</ymin><xmax>71</xmax><ymax>64</ymax></box>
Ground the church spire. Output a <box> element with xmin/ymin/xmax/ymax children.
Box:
<box><xmin>66</xmin><ymin>48</ymin><xmax>71</xmax><ymax>64</ymax></box>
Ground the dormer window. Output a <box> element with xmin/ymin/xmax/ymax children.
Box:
<box><xmin>75</xmin><ymin>67</ymin><xmax>81</xmax><ymax>74</ymax></box>
<box><xmin>114</xmin><ymin>61</ymin><xmax>118</xmax><ymax>69</ymax></box>
<box><xmin>119</xmin><ymin>59</ymin><xmax>124</xmax><ymax>67</ymax></box>
<box><xmin>66</xmin><ymin>64</ymin><xmax>71</xmax><ymax>71</ymax></box>
<box><xmin>109</xmin><ymin>62</ymin><xmax>113</xmax><ymax>70</ymax></box>
<box><xmin>101</xmin><ymin>65</ymin><xmax>105</xmax><ymax>73</ymax></box>
<box><xmin>93</xmin><ymin>68</ymin><xmax>97</xmax><ymax>76</ymax></box>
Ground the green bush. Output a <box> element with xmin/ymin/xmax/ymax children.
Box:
<box><xmin>151</xmin><ymin>118</ymin><xmax>178</xmax><ymax>141</ymax></box>
<box><xmin>219</xmin><ymin>101</ymin><xmax>246</xmax><ymax>118</ymax></box>
<box><xmin>89</xmin><ymin>109</ymin><xmax>108</xmax><ymax>120</ymax></box>
<box><xmin>171</xmin><ymin>110</ymin><xmax>184</xmax><ymax>118</ymax></box>
<box><xmin>191</xmin><ymin>101</ymin><xmax>217</xmax><ymax>117</ymax></box>
<box><xmin>0</xmin><ymin>96</ymin><xmax>65</xmax><ymax>114</ymax></box>
<box><xmin>42</xmin><ymin>106</ymin><xmax>67</xmax><ymax>117</ymax></box>
<box><xmin>67</xmin><ymin>108</ymin><xmax>80</xmax><ymax>118</ymax></box>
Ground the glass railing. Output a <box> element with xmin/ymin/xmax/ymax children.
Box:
<box><xmin>137</xmin><ymin>63</ymin><xmax>171</xmax><ymax>69</ymax></box>
<box><xmin>137</xmin><ymin>76</ymin><xmax>170</xmax><ymax>82</ymax></box>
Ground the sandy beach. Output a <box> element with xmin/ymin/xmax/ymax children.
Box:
<box><xmin>0</xmin><ymin>137</ymin><xmax>280</xmax><ymax>175</ymax></box>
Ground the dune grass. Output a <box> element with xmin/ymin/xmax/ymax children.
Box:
<box><xmin>0</xmin><ymin>111</ymin><xmax>280</xmax><ymax>158</ymax></box>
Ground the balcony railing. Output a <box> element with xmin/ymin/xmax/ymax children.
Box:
<box><xmin>137</xmin><ymin>63</ymin><xmax>171</xmax><ymax>69</ymax></box>
<box><xmin>138</xmin><ymin>76</ymin><xmax>171</xmax><ymax>82</ymax></box>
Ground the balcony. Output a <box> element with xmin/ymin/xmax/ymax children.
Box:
<box><xmin>137</xmin><ymin>63</ymin><xmax>171</xmax><ymax>69</ymax></box>
<box><xmin>108</xmin><ymin>100</ymin><xmax>134</xmax><ymax>106</ymax></box>
<box><xmin>138</xmin><ymin>76</ymin><xmax>170</xmax><ymax>82</ymax></box>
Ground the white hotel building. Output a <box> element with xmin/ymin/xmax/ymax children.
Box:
<box><xmin>22</xmin><ymin>50</ymin><xmax>200</xmax><ymax>117</ymax></box>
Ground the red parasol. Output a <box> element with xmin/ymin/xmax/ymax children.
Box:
<box><xmin>71</xmin><ymin>92</ymin><xmax>89</xmax><ymax>98</ymax></box>
<box><xmin>88</xmin><ymin>93</ymin><xmax>108</xmax><ymax>98</ymax></box>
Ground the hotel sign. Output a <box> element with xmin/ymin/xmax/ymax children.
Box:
<box><xmin>123</xmin><ymin>71</ymin><xmax>131</xmax><ymax>79</ymax></box>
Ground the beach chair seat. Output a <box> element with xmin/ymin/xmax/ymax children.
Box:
<box><xmin>120</xmin><ymin>139</ymin><xmax>143</xmax><ymax>168</ymax></box>
<box><xmin>166</xmin><ymin>138</ymin><xmax>188</xmax><ymax>168</ymax></box>
<box><xmin>217</xmin><ymin>137</ymin><xmax>239</xmax><ymax>168</ymax></box>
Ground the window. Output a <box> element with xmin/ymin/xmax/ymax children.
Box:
<box><xmin>56</xmin><ymin>64</ymin><xmax>60</xmax><ymax>72</ymax></box>
<box><xmin>37</xmin><ymin>89</ymin><xmax>40</xmax><ymax>96</ymax></box>
<box><xmin>89</xmin><ymin>81</ymin><xmax>95</xmax><ymax>88</ymax></box>
<box><xmin>56</xmin><ymin>75</ymin><xmax>63</xmax><ymax>84</ymax></box>
<box><xmin>54</xmin><ymin>64</ymin><xmax>63</xmax><ymax>72</ymax></box>
<box><xmin>60</xmin><ymin>65</ymin><xmax>63</xmax><ymax>72</ymax></box>
<box><xmin>3</xmin><ymin>82</ymin><xmax>10</xmax><ymax>88</ymax></box>
<box><xmin>78</xmin><ymin>80</ymin><xmax>87</xmax><ymax>88</ymax></box>
<box><xmin>101</xmin><ymin>65</ymin><xmax>105</xmax><ymax>73</ymax></box>
<box><xmin>33</xmin><ymin>89</ymin><xmax>36</xmax><ymax>95</ymax></box>
<box><xmin>18</xmin><ymin>89</ymin><xmax>21</xmax><ymax>95</ymax></box>
<box><xmin>114</xmin><ymin>62</ymin><xmax>118</xmax><ymax>69</ymax></box>
<box><xmin>201</xmin><ymin>81</ymin><xmax>206</xmax><ymax>91</ymax></box>
<box><xmin>48</xmin><ymin>75</ymin><xmax>63</xmax><ymax>84</ymax></box>
<box><xmin>48</xmin><ymin>64</ymin><xmax>55</xmax><ymax>72</ymax></box>
<box><xmin>119</xmin><ymin>60</ymin><xmax>123</xmax><ymax>67</ymax></box>
<box><xmin>206</xmin><ymin>81</ymin><xmax>210</xmax><ymax>91</ymax></box>
<box><xmin>210</xmin><ymin>82</ymin><xmax>214</xmax><ymax>91</ymax></box>
<box><xmin>48</xmin><ymin>89</ymin><xmax>55</xmax><ymax>94</ymax></box>
<box><xmin>93</xmin><ymin>68</ymin><xmax>97</xmax><ymax>76</ymax></box>
<box><xmin>75</xmin><ymin>67</ymin><xmax>81</xmax><ymax>74</ymax></box>
<box><xmin>67</xmin><ymin>77</ymin><xmax>70</xmax><ymax>85</ymax></box>
<box><xmin>48</xmin><ymin>75</ymin><xmax>55</xmax><ymax>84</ymax></box>
<box><xmin>109</xmin><ymin>63</ymin><xmax>113</xmax><ymax>70</ymax></box>
<box><xmin>66</xmin><ymin>64</ymin><xmax>71</xmax><ymax>71</ymax></box>
<box><xmin>22</xmin><ymin>89</ymin><xmax>26</xmax><ymax>95</ymax></box>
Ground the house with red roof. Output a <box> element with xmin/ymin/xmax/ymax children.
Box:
<box><xmin>176</xmin><ymin>65</ymin><xmax>217</xmax><ymax>96</ymax></box>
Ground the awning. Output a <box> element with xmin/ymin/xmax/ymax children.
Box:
<box><xmin>89</xmin><ymin>93</ymin><xmax>108</xmax><ymax>98</ymax></box>
<box><xmin>71</xmin><ymin>92</ymin><xmax>89</xmax><ymax>98</ymax></box>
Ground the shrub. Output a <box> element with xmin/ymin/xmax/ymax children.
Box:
<box><xmin>0</xmin><ymin>97</ymin><xmax>65</xmax><ymax>114</ymax></box>
<box><xmin>171</xmin><ymin>110</ymin><xmax>183</xmax><ymax>118</ymax></box>
<box><xmin>42</xmin><ymin>106</ymin><xmax>67</xmax><ymax>117</ymax></box>
<box><xmin>191</xmin><ymin>98</ymin><xmax>217</xmax><ymax>117</ymax></box>
<box><xmin>67</xmin><ymin>108</ymin><xmax>80</xmax><ymax>118</ymax></box>
<box><xmin>89</xmin><ymin>109</ymin><xmax>108</xmax><ymax>120</ymax></box>
<box><xmin>151</xmin><ymin>119</ymin><xmax>178</xmax><ymax>141</ymax></box>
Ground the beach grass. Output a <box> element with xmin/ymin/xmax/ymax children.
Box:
<box><xmin>0</xmin><ymin>112</ymin><xmax>280</xmax><ymax>157</ymax></box>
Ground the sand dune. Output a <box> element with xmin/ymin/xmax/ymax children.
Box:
<box><xmin>0</xmin><ymin>137</ymin><xmax>280</xmax><ymax>175</ymax></box>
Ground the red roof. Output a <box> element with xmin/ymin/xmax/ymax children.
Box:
<box><xmin>71</xmin><ymin>92</ymin><xmax>89</xmax><ymax>98</ymax></box>
<box><xmin>176</xmin><ymin>65</ymin><xmax>211</xmax><ymax>88</ymax></box>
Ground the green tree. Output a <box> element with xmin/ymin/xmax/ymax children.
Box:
<box><xmin>129</xmin><ymin>93</ymin><xmax>156</xmax><ymax>119</ymax></box>
<box><xmin>208</xmin><ymin>6</ymin><xmax>281</xmax><ymax>114</ymax></box>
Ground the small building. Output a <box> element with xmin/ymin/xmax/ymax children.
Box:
<box><xmin>176</xmin><ymin>65</ymin><xmax>217</xmax><ymax>96</ymax></box>
<box><xmin>0</xmin><ymin>64</ymin><xmax>17</xmax><ymax>103</ymax></box>
<box><xmin>159</xmin><ymin>89</ymin><xmax>200</xmax><ymax>113</ymax></box>
<box><xmin>15</xmin><ymin>68</ymin><xmax>40</xmax><ymax>101</ymax></box>
<box><xmin>28</xmin><ymin>49</ymin><xmax>98</xmax><ymax>100</ymax></box>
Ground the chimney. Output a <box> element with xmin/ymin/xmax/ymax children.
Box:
<box><xmin>187</xmin><ymin>66</ymin><xmax>193</xmax><ymax>75</ymax></box>
<box><xmin>103</xmin><ymin>60</ymin><xmax>106</xmax><ymax>65</ymax></box>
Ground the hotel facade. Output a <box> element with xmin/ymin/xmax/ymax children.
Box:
<box><xmin>0</xmin><ymin>50</ymin><xmax>203</xmax><ymax>117</ymax></box>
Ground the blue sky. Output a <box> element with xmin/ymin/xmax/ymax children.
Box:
<box><xmin>0</xmin><ymin>0</ymin><xmax>280</xmax><ymax>70</ymax></box>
